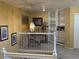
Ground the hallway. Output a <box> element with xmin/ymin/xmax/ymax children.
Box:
<box><xmin>0</xmin><ymin>0</ymin><xmax>79</xmax><ymax>59</ymax></box>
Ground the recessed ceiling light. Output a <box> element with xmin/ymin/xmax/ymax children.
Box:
<box><xmin>43</xmin><ymin>6</ymin><xmax>45</xmax><ymax>11</ymax></box>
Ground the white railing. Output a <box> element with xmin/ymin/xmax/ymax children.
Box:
<box><xmin>0</xmin><ymin>48</ymin><xmax>57</xmax><ymax>59</ymax></box>
<box><xmin>0</xmin><ymin>32</ymin><xmax>57</xmax><ymax>59</ymax></box>
<box><xmin>7</xmin><ymin>52</ymin><xmax>55</xmax><ymax>59</ymax></box>
<box><xmin>0</xmin><ymin>48</ymin><xmax>11</xmax><ymax>59</ymax></box>
<box><xmin>19</xmin><ymin>32</ymin><xmax>54</xmax><ymax>52</ymax></box>
<box><xmin>19</xmin><ymin>32</ymin><xmax>57</xmax><ymax>56</ymax></box>
<box><xmin>19</xmin><ymin>32</ymin><xmax>54</xmax><ymax>35</ymax></box>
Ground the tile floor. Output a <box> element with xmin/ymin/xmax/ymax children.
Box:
<box><xmin>57</xmin><ymin>45</ymin><xmax>79</xmax><ymax>59</ymax></box>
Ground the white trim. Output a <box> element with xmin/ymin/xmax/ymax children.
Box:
<box><xmin>7</xmin><ymin>52</ymin><xmax>56</xmax><ymax>59</ymax></box>
<box><xmin>74</xmin><ymin>13</ymin><xmax>79</xmax><ymax>48</ymax></box>
<box><xmin>19</xmin><ymin>32</ymin><xmax>54</xmax><ymax>35</ymax></box>
<box><xmin>65</xmin><ymin>47</ymin><xmax>74</xmax><ymax>49</ymax></box>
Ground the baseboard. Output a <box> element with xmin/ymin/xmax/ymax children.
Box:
<box><xmin>65</xmin><ymin>47</ymin><xmax>74</xmax><ymax>49</ymax></box>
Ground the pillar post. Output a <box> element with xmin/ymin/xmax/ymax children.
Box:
<box><xmin>53</xmin><ymin>9</ymin><xmax>59</xmax><ymax>56</ymax></box>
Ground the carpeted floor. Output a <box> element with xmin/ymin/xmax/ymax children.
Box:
<box><xmin>57</xmin><ymin>45</ymin><xmax>79</xmax><ymax>59</ymax></box>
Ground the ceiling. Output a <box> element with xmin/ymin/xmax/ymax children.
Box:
<box><xmin>0</xmin><ymin>0</ymin><xmax>79</xmax><ymax>12</ymax></box>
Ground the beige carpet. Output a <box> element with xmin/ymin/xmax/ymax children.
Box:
<box><xmin>57</xmin><ymin>46</ymin><xmax>79</xmax><ymax>59</ymax></box>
